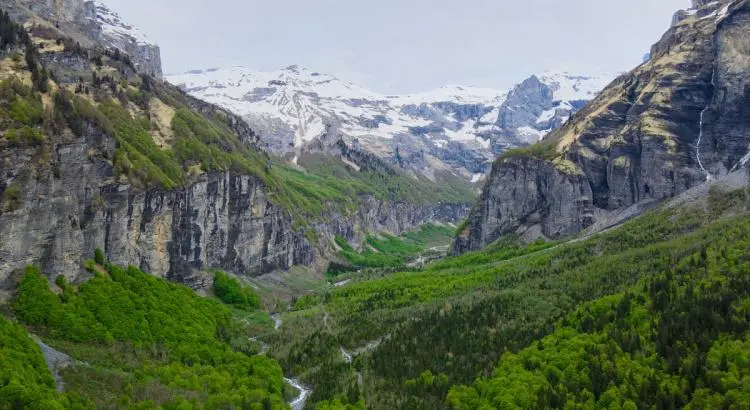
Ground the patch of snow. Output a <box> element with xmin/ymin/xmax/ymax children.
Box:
<box><xmin>537</xmin><ymin>107</ymin><xmax>558</xmax><ymax>123</ymax></box>
<box><xmin>92</xmin><ymin>2</ymin><xmax>152</xmax><ymax>46</ymax></box>
<box><xmin>471</xmin><ymin>173</ymin><xmax>484</xmax><ymax>183</ymax></box>
<box><xmin>167</xmin><ymin>65</ymin><xmax>613</xmax><ymax>181</ymax></box>
<box><xmin>340</xmin><ymin>157</ymin><xmax>361</xmax><ymax>171</ymax></box>
<box><xmin>476</xmin><ymin>136</ymin><xmax>491</xmax><ymax>149</ymax></box>
<box><xmin>516</xmin><ymin>126</ymin><xmax>546</xmax><ymax>144</ymax></box>
<box><xmin>167</xmin><ymin>65</ymin><xmax>505</xmax><ymax>148</ymax></box>
<box><xmin>444</xmin><ymin>126</ymin><xmax>480</xmax><ymax>142</ymax></box>
<box><xmin>433</xmin><ymin>139</ymin><xmax>448</xmax><ymax>149</ymax></box>
<box><xmin>541</xmin><ymin>70</ymin><xmax>617</xmax><ymax>102</ymax></box>
<box><xmin>389</xmin><ymin>85</ymin><xmax>507</xmax><ymax>106</ymax></box>
<box><xmin>729</xmin><ymin>146</ymin><xmax>750</xmax><ymax>173</ymax></box>
<box><xmin>715</xmin><ymin>1</ymin><xmax>739</xmax><ymax>23</ymax></box>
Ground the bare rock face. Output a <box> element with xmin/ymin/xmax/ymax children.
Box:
<box><xmin>453</xmin><ymin>157</ymin><xmax>594</xmax><ymax>253</ymax></box>
<box><xmin>0</xmin><ymin>124</ymin><xmax>466</xmax><ymax>288</ymax></box>
<box><xmin>453</xmin><ymin>0</ymin><xmax>750</xmax><ymax>254</ymax></box>
<box><xmin>0</xmin><ymin>125</ymin><xmax>311</xmax><ymax>287</ymax></box>
<box><xmin>82</xmin><ymin>1</ymin><xmax>162</xmax><ymax>79</ymax></box>
<box><xmin>496</xmin><ymin>76</ymin><xmax>554</xmax><ymax>136</ymax></box>
<box><xmin>3</xmin><ymin>0</ymin><xmax>163</xmax><ymax>78</ymax></box>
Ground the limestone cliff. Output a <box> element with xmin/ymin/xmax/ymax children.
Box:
<box><xmin>454</xmin><ymin>0</ymin><xmax>750</xmax><ymax>254</ymax></box>
<box><xmin>2</xmin><ymin>0</ymin><xmax>163</xmax><ymax>78</ymax></box>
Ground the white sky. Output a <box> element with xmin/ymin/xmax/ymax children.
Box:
<box><xmin>101</xmin><ymin>0</ymin><xmax>689</xmax><ymax>93</ymax></box>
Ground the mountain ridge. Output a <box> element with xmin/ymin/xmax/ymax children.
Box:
<box><xmin>0</xmin><ymin>0</ymin><xmax>163</xmax><ymax>77</ymax></box>
<box><xmin>452</xmin><ymin>0</ymin><xmax>750</xmax><ymax>254</ymax></box>
<box><xmin>168</xmin><ymin>65</ymin><xmax>617</xmax><ymax>183</ymax></box>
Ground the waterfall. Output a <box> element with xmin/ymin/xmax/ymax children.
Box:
<box><xmin>696</xmin><ymin>67</ymin><xmax>715</xmax><ymax>181</ymax></box>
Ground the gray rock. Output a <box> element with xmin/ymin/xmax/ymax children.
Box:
<box><xmin>33</xmin><ymin>336</ymin><xmax>78</xmax><ymax>393</ymax></box>
<box><xmin>496</xmin><ymin>75</ymin><xmax>554</xmax><ymax>132</ymax></box>
<box><xmin>452</xmin><ymin>157</ymin><xmax>594</xmax><ymax>254</ymax></box>
<box><xmin>0</xmin><ymin>125</ymin><xmax>467</xmax><ymax>289</ymax></box>
<box><xmin>454</xmin><ymin>0</ymin><xmax>750</xmax><ymax>254</ymax></box>
<box><xmin>2</xmin><ymin>0</ymin><xmax>163</xmax><ymax>78</ymax></box>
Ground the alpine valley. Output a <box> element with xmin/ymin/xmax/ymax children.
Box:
<box><xmin>1</xmin><ymin>0</ymin><xmax>750</xmax><ymax>409</ymax></box>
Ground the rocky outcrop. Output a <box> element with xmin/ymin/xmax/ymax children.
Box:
<box><xmin>454</xmin><ymin>0</ymin><xmax>750</xmax><ymax>254</ymax></box>
<box><xmin>491</xmin><ymin>72</ymin><xmax>613</xmax><ymax>148</ymax></box>
<box><xmin>0</xmin><ymin>103</ymin><xmax>466</xmax><ymax>289</ymax></box>
<box><xmin>0</xmin><ymin>125</ymin><xmax>311</xmax><ymax>287</ymax></box>
<box><xmin>0</xmin><ymin>2</ymin><xmax>467</xmax><ymax>288</ymax></box>
<box><xmin>453</xmin><ymin>156</ymin><xmax>594</xmax><ymax>253</ymax></box>
<box><xmin>83</xmin><ymin>1</ymin><xmax>162</xmax><ymax>78</ymax></box>
<box><xmin>496</xmin><ymin>76</ymin><xmax>555</xmax><ymax>138</ymax></box>
<box><xmin>3</xmin><ymin>0</ymin><xmax>163</xmax><ymax>78</ymax></box>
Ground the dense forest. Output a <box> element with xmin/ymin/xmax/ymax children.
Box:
<box><xmin>329</xmin><ymin>223</ymin><xmax>455</xmax><ymax>274</ymax></box>
<box><xmin>3</xmin><ymin>261</ymin><xmax>287</xmax><ymax>408</ymax></box>
<box><xmin>448</xmin><ymin>220</ymin><xmax>750</xmax><ymax>408</ymax></box>
<box><xmin>264</xmin><ymin>187</ymin><xmax>750</xmax><ymax>409</ymax></box>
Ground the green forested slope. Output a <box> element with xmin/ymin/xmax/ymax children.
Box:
<box><xmin>448</xmin><ymin>219</ymin><xmax>750</xmax><ymax>409</ymax></box>
<box><xmin>4</xmin><ymin>263</ymin><xmax>287</xmax><ymax>409</ymax></box>
<box><xmin>0</xmin><ymin>315</ymin><xmax>90</xmax><ymax>409</ymax></box>
<box><xmin>267</xmin><ymin>187</ymin><xmax>750</xmax><ymax>409</ymax></box>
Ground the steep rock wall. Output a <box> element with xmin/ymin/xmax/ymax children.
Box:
<box><xmin>453</xmin><ymin>0</ymin><xmax>750</xmax><ymax>254</ymax></box>
<box><xmin>3</xmin><ymin>0</ymin><xmax>163</xmax><ymax>78</ymax></box>
<box><xmin>0</xmin><ymin>129</ymin><xmax>467</xmax><ymax>287</ymax></box>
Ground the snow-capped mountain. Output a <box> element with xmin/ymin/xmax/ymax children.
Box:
<box><xmin>168</xmin><ymin>66</ymin><xmax>615</xmax><ymax>182</ymax></box>
<box><xmin>91</xmin><ymin>1</ymin><xmax>151</xmax><ymax>46</ymax></box>
<box><xmin>87</xmin><ymin>1</ymin><xmax>162</xmax><ymax>78</ymax></box>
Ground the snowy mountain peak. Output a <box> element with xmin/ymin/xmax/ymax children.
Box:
<box><xmin>539</xmin><ymin>70</ymin><xmax>618</xmax><ymax>101</ymax></box>
<box><xmin>91</xmin><ymin>1</ymin><xmax>152</xmax><ymax>46</ymax></box>
<box><xmin>168</xmin><ymin>66</ymin><xmax>616</xmax><ymax>182</ymax></box>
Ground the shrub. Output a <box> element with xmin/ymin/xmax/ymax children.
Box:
<box><xmin>9</xmin><ymin>262</ymin><xmax>286</xmax><ymax>407</ymax></box>
<box><xmin>213</xmin><ymin>271</ymin><xmax>260</xmax><ymax>310</ymax></box>
<box><xmin>5</xmin><ymin>126</ymin><xmax>44</xmax><ymax>146</ymax></box>
<box><xmin>8</xmin><ymin>96</ymin><xmax>44</xmax><ymax>125</ymax></box>
<box><xmin>12</xmin><ymin>265</ymin><xmax>61</xmax><ymax>326</ymax></box>
<box><xmin>497</xmin><ymin>141</ymin><xmax>557</xmax><ymax>162</ymax></box>
<box><xmin>93</xmin><ymin>248</ymin><xmax>106</xmax><ymax>265</ymax></box>
<box><xmin>1</xmin><ymin>181</ymin><xmax>22</xmax><ymax>212</ymax></box>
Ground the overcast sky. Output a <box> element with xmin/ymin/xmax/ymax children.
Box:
<box><xmin>101</xmin><ymin>0</ymin><xmax>688</xmax><ymax>93</ymax></box>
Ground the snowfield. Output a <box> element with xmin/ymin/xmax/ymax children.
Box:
<box><xmin>168</xmin><ymin>65</ymin><xmax>616</xmax><ymax>181</ymax></box>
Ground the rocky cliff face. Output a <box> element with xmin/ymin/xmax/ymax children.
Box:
<box><xmin>83</xmin><ymin>1</ymin><xmax>162</xmax><ymax>78</ymax></box>
<box><xmin>453</xmin><ymin>0</ymin><xmax>750</xmax><ymax>254</ymax></box>
<box><xmin>454</xmin><ymin>157</ymin><xmax>594</xmax><ymax>250</ymax></box>
<box><xmin>495</xmin><ymin>72</ymin><xmax>604</xmax><ymax>146</ymax></box>
<box><xmin>0</xmin><ymin>132</ymin><xmax>465</xmax><ymax>287</ymax></box>
<box><xmin>0</xmin><ymin>88</ymin><xmax>467</xmax><ymax>288</ymax></box>
<box><xmin>3</xmin><ymin>0</ymin><xmax>163</xmax><ymax>78</ymax></box>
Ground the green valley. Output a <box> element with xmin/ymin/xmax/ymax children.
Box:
<box><xmin>3</xmin><ymin>0</ymin><xmax>750</xmax><ymax>409</ymax></box>
<box><xmin>261</xmin><ymin>186</ymin><xmax>750</xmax><ymax>408</ymax></box>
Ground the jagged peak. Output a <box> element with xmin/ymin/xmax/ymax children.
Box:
<box><xmin>91</xmin><ymin>1</ymin><xmax>153</xmax><ymax>46</ymax></box>
<box><xmin>504</xmin><ymin>69</ymin><xmax>619</xmax><ymax>103</ymax></box>
<box><xmin>673</xmin><ymin>0</ymin><xmax>743</xmax><ymax>26</ymax></box>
